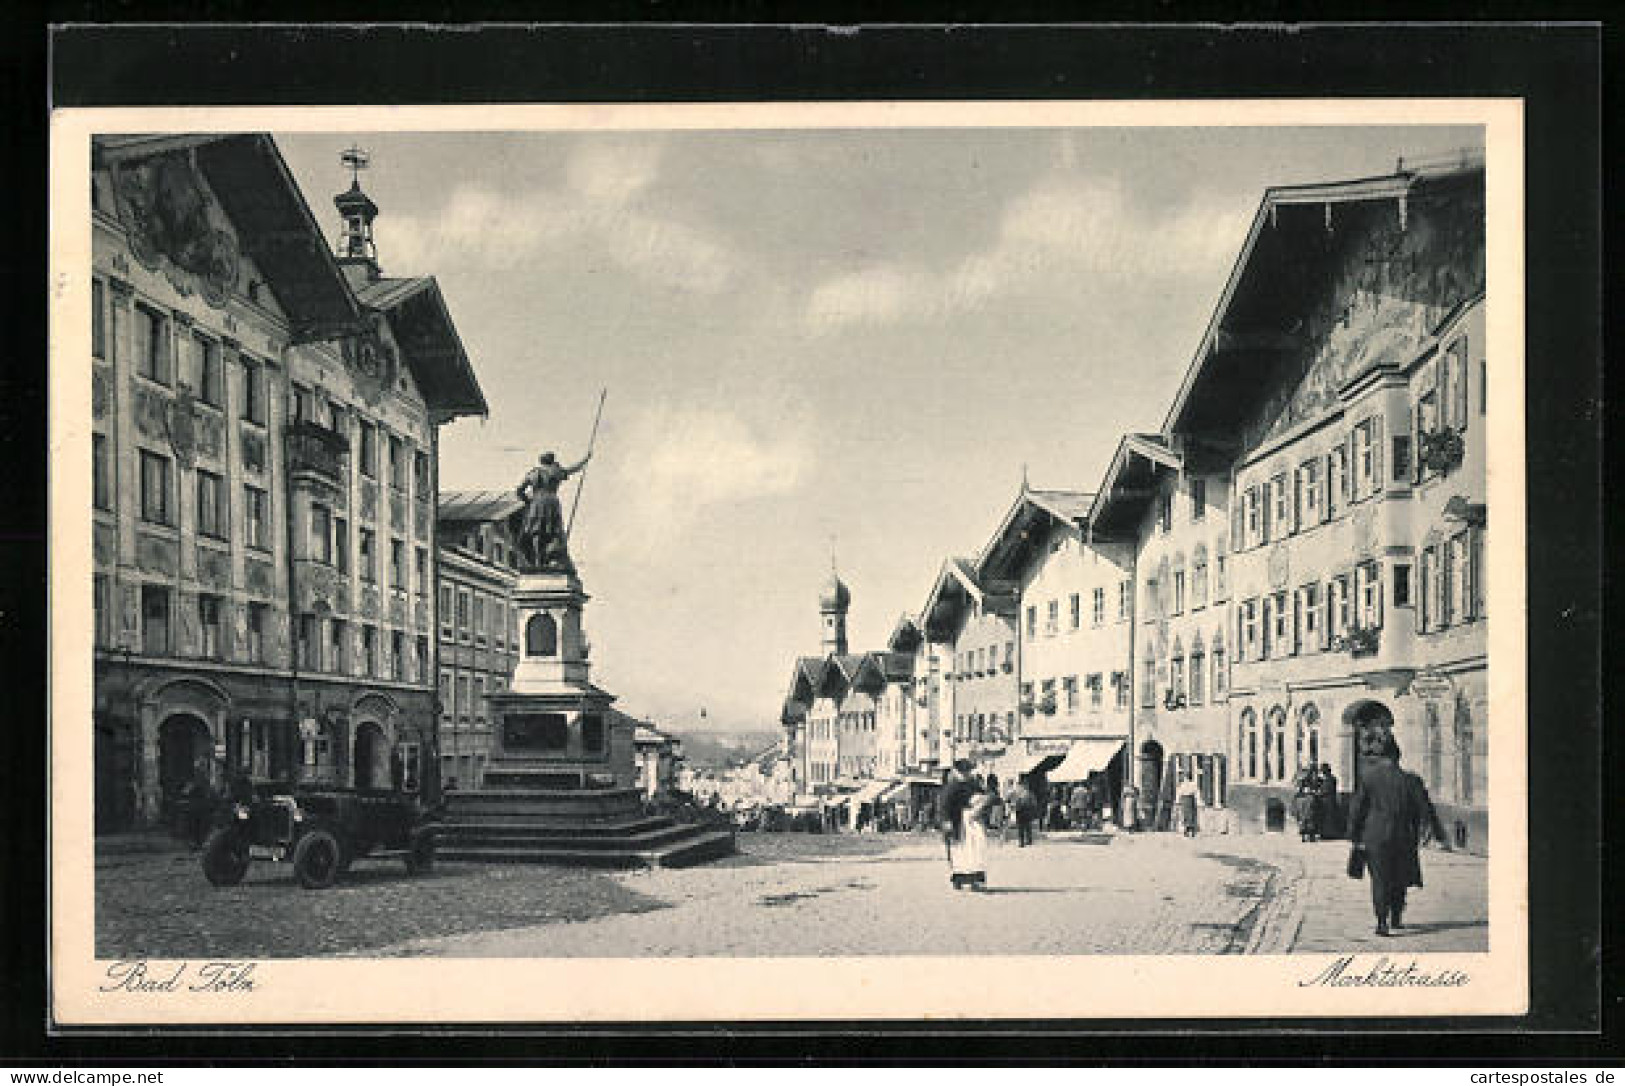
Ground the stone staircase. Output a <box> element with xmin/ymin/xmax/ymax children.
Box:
<box><xmin>436</xmin><ymin>785</ymin><xmax>736</xmax><ymax>869</ymax></box>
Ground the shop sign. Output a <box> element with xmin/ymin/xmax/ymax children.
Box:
<box><xmin>1409</xmin><ymin>671</ymin><xmax>1454</xmax><ymax>699</ymax></box>
<box><xmin>1025</xmin><ymin>738</ymin><xmax>1072</xmax><ymax>755</ymax></box>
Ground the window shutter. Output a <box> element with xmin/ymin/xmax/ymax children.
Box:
<box><xmin>1232</xmin><ymin>492</ymin><xmax>1245</xmax><ymax>550</ymax></box>
<box><xmin>1322</xmin><ymin>582</ymin><xmax>1334</xmax><ymax>648</ymax></box>
<box><xmin>1471</xmin><ymin>528</ymin><xmax>1485</xmax><ymax>619</ymax></box>
<box><xmin>1293</xmin><ymin>469</ymin><xmax>1303</xmax><ymax>533</ymax></box>
<box><xmin>1261</xmin><ymin>484</ymin><xmax>1272</xmax><ymax>543</ymax></box>
<box><xmin>1345</xmin><ymin>431</ymin><xmax>1357</xmax><ymax>500</ymax></box>
<box><xmin>1374</xmin><ymin>563</ymin><xmax>1384</xmax><ymax>628</ymax></box>
<box><xmin>1322</xmin><ymin>454</ymin><xmax>1335</xmax><ymax>522</ymax></box>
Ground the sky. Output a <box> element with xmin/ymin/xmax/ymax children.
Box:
<box><xmin>277</xmin><ymin>123</ymin><xmax>1481</xmax><ymax>735</ymax></box>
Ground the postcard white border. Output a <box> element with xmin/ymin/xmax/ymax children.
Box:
<box><xmin>50</xmin><ymin>98</ymin><xmax>1527</xmax><ymax>1025</ymax></box>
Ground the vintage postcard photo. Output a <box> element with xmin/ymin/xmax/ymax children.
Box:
<box><xmin>48</xmin><ymin>99</ymin><xmax>1527</xmax><ymax>1024</ymax></box>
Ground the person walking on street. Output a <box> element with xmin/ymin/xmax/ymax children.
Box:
<box><xmin>1347</xmin><ymin>735</ymin><xmax>1451</xmax><ymax>936</ymax></box>
<box><xmin>1314</xmin><ymin>763</ymin><xmax>1340</xmax><ymax>839</ymax></box>
<box><xmin>940</xmin><ymin>760</ymin><xmax>981</xmax><ymax>890</ymax></box>
<box><xmin>1009</xmin><ymin>777</ymin><xmax>1038</xmax><ymax>847</ymax></box>
<box><xmin>1176</xmin><ymin>772</ymin><xmax>1202</xmax><ymax>838</ymax></box>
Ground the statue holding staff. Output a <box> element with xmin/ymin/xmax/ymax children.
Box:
<box><xmin>512</xmin><ymin>390</ymin><xmax>607</xmax><ymax>573</ymax></box>
<box><xmin>513</xmin><ymin>450</ymin><xmax>590</xmax><ymax>572</ymax></box>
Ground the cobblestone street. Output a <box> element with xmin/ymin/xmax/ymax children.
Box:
<box><xmin>97</xmin><ymin>827</ymin><xmax>1486</xmax><ymax>959</ymax></box>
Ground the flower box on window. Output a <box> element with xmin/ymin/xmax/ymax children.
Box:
<box><xmin>1037</xmin><ymin>693</ymin><xmax>1057</xmax><ymax>716</ymax></box>
<box><xmin>1419</xmin><ymin>428</ymin><xmax>1465</xmax><ymax>475</ymax></box>
<box><xmin>1332</xmin><ymin>625</ymin><xmax>1381</xmax><ymax>657</ymax></box>
<box><xmin>1162</xmin><ymin>689</ymin><xmax>1187</xmax><ymax>711</ymax></box>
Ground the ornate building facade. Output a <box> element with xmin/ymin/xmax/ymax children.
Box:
<box><xmin>90</xmin><ymin>134</ymin><xmax>486</xmax><ymax>830</ymax></box>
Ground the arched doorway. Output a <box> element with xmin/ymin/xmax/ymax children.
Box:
<box><xmin>1296</xmin><ymin>703</ymin><xmax>1323</xmax><ymax>776</ymax></box>
<box><xmin>1138</xmin><ymin>739</ymin><xmax>1164</xmax><ymax>825</ymax></box>
<box><xmin>158</xmin><ymin>713</ymin><xmax>212</xmax><ymax>819</ymax></box>
<box><xmin>1343</xmin><ymin>699</ymin><xmax>1395</xmax><ymax>787</ymax></box>
<box><xmin>353</xmin><ymin>721</ymin><xmax>388</xmax><ymax>790</ymax></box>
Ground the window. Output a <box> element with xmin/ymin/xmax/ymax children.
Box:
<box><xmin>359</xmin><ymin>421</ymin><xmax>377</xmax><ymax>478</ymax></box>
<box><xmin>362</xmin><ymin>625</ymin><xmax>378</xmax><ymax>676</ymax></box>
<box><xmin>194</xmin><ymin>594</ymin><xmax>223</xmax><ymax>659</ymax></box>
<box><xmin>474</xmin><ymin>677</ymin><xmax>488</xmax><ymax>727</ymax></box>
<box><xmin>1172</xmin><ymin>568</ymin><xmax>1186</xmax><ymax>616</ymax></box>
<box><xmin>439</xmin><ymin>584</ymin><xmax>454</xmax><ymax>633</ymax></box>
<box><xmin>1328</xmin><ymin>445</ymin><xmax>1348</xmax><ymax>515</ymax></box>
<box><xmin>329</xmin><ymin>401</ymin><xmax>347</xmax><ymax>436</ymax></box>
<box><xmin>1062</xmin><ymin>676</ymin><xmax>1078</xmax><ymax>712</ymax></box>
<box><xmin>244</xmin><ymin>486</ymin><xmax>268</xmax><ymax>550</ymax></box>
<box><xmin>1330</xmin><ymin>574</ymin><xmax>1351</xmax><ymax>638</ymax></box>
<box><xmin>1392</xmin><ymin>431</ymin><xmax>1413</xmax><ymax>483</ymax></box>
<box><xmin>92</xmin><ymin>279</ymin><xmax>106</xmax><ymax>358</ymax></box>
<box><xmin>1004</xmin><ymin>641</ymin><xmax>1015</xmax><ymax>671</ymax></box>
<box><xmin>138</xmin><ymin>450</ymin><xmax>172</xmax><ymax>525</ymax></box>
<box><xmin>1157</xmin><ymin>491</ymin><xmax>1173</xmax><ymax>533</ymax></box>
<box><xmin>1190</xmin><ymin>477</ymin><xmax>1206</xmax><ymax>521</ymax></box>
<box><xmin>1140</xmin><ymin>650</ymin><xmax>1157</xmax><ymax>708</ymax></box>
<box><xmin>1239</xmin><ymin>709</ymin><xmax>1259</xmax><ymax>781</ymax></box>
<box><xmin>386</xmin><ymin>436</ymin><xmax>404</xmax><ymax>491</ymax></box>
<box><xmin>1192</xmin><ymin>556</ymin><xmax>1209</xmax><ymax>607</ymax></box>
<box><xmin>140</xmin><ymin>585</ymin><xmax>170</xmax><ymax>654</ymax></box>
<box><xmin>1189</xmin><ymin>648</ymin><xmax>1206</xmax><ymax>705</ymax></box>
<box><xmin>1112</xmin><ymin>671</ymin><xmax>1129</xmax><ymax>710</ymax></box>
<box><xmin>1046</xmin><ymin>599</ymin><xmax>1059</xmax><ymax>636</ymax></box>
<box><xmin>334</xmin><ymin>517</ymin><xmax>350</xmax><ymax>573</ymax></box>
<box><xmin>1092</xmin><ymin>587</ymin><xmax>1105</xmax><ymax>626</ymax></box>
<box><xmin>1169</xmin><ymin>651</ymin><xmax>1185</xmax><ymax>702</ymax></box>
<box><xmin>1352</xmin><ymin>417</ymin><xmax>1382</xmax><ymax>499</ymax></box>
<box><xmin>1118</xmin><ymin>579</ymin><xmax>1132</xmax><ymax>621</ymax></box>
<box><xmin>93</xmin><ymin>574</ymin><xmax>113</xmax><ymax>647</ymax></box>
<box><xmin>291</xmin><ymin>384</ymin><xmax>314</xmax><ymax>423</ymax></box>
<box><xmin>390</xmin><ymin>538</ymin><xmax>406</xmax><ymax>590</ymax></box>
<box><xmin>1356</xmin><ymin>562</ymin><xmax>1383</xmax><ymax>629</ymax></box>
<box><xmin>456</xmin><ymin>589</ymin><xmax>471</xmax><ymax>638</ymax></box>
<box><xmin>1270</xmin><ymin>474</ymin><xmax>1289</xmax><ymax>540</ymax></box>
<box><xmin>1393</xmin><ymin>562</ymin><xmax>1413</xmax><ymax>609</ymax></box>
<box><xmin>193</xmin><ymin>335</ymin><xmax>222</xmax><ymax>407</ymax></box>
<box><xmin>240</xmin><ymin>356</ymin><xmax>264</xmax><ymax>425</ymax></box>
<box><xmin>1448</xmin><ymin>533</ymin><xmax>1473</xmax><ymax>623</ymax></box>
<box><xmin>92</xmin><ymin>433</ymin><xmax>111</xmax><ymax>511</ymax></box>
<box><xmin>1212</xmin><ymin>642</ymin><xmax>1227</xmax><ymax>698</ymax></box>
<box><xmin>391</xmin><ymin>632</ymin><xmax>405</xmax><ymax>680</ymax></box>
<box><xmin>1069</xmin><ymin>593</ymin><xmax>1081</xmax><ymax>630</ymax></box>
<box><xmin>1442</xmin><ymin>338</ymin><xmax>1470</xmax><ymax>430</ymax></box>
<box><xmin>1025</xmin><ymin>605</ymin><xmax>1037</xmax><ymax>638</ymax></box>
<box><xmin>1271</xmin><ymin>591</ymin><xmax>1290</xmax><ymax>657</ymax></box>
<box><xmin>415</xmin><ymin>547</ymin><xmax>428</xmax><ymax>597</ymax></box>
<box><xmin>134</xmin><ymin>305</ymin><xmax>169</xmax><ymax>384</ymax></box>
<box><xmin>414</xmin><ymin>450</ymin><xmax>431</xmax><ymax>495</ymax></box>
<box><xmin>309</xmin><ymin>503</ymin><xmax>332</xmax><ymax>563</ymax></box>
<box><xmin>246</xmin><ymin>603</ymin><xmax>266</xmax><ymax>663</ymax></box>
<box><xmin>473</xmin><ymin>593</ymin><xmax>487</xmax><ymax>643</ymax></box>
<box><xmin>295</xmin><ymin>613</ymin><xmax>318</xmax><ymax>671</ymax></box>
<box><xmin>195</xmin><ymin>471</ymin><xmax>227</xmax><ymax>539</ymax></box>
<box><xmin>1301</xmin><ymin>582</ymin><xmax>1321</xmax><ymax>649</ymax></box>
<box><xmin>1301</xmin><ymin>458</ymin><xmax>1322</xmax><ymax>524</ymax></box>
<box><xmin>1214</xmin><ymin>554</ymin><xmax>1228</xmax><ymax>601</ymax></box>
<box><xmin>416</xmin><ymin>636</ymin><xmax>428</xmax><ymax>682</ymax></box>
<box><xmin>1241</xmin><ymin>599</ymin><xmax>1259</xmax><ymax>661</ymax></box>
<box><xmin>329</xmin><ymin>618</ymin><xmax>349</xmax><ymax>674</ymax></box>
<box><xmin>1143</xmin><ymin>577</ymin><xmax>1159</xmax><ymax>620</ymax></box>
<box><xmin>359</xmin><ymin>528</ymin><xmax>376</xmax><ymax>583</ymax></box>
<box><xmin>1244</xmin><ymin>486</ymin><xmax>1261</xmax><ymax>548</ymax></box>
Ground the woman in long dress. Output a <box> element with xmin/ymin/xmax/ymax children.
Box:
<box><xmin>953</xmin><ymin>788</ymin><xmax>994</xmax><ymax>891</ymax></box>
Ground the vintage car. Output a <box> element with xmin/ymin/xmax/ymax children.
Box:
<box><xmin>201</xmin><ymin>786</ymin><xmax>439</xmax><ymax>889</ymax></box>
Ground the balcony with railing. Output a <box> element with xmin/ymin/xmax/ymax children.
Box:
<box><xmin>286</xmin><ymin>420</ymin><xmax>350</xmax><ymax>489</ymax></box>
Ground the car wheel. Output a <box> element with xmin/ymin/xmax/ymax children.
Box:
<box><xmin>201</xmin><ymin>827</ymin><xmax>250</xmax><ymax>887</ymax></box>
<box><xmin>405</xmin><ymin>827</ymin><xmax>436</xmax><ymax>874</ymax></box>
<box><xmin>292</xmin><ymin>829</ymin><xmax>342</xmax><ymax>889</ymax></box>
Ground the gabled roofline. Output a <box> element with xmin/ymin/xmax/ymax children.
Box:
<box><xmin>1086</xmin><ymin>433</ymin><xmax>1184</xmax><ymax>527</ymax></box>
<box><xmin>1159</xmin><ymin>155</ymin><xmax>1484</xmax><ymax>438</ymax></box>
<box><xmin>364</xmin><ymin>276</ymin><xmax>489</xmax><ymax>420</ymax></box>
<box><xmin>974</xmin><ymin>484</ymin><xmax>1096</xmax><ymax>581</ymax></box>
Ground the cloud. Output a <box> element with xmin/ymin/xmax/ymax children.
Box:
<box><xmin>384</xmin><ymin>141</ymin><xmax>739</xmax><ymax>293</ymax></box>
<box><xmin>801</xmin><ymin>172</ymin><xmax>1254</xmax><ymax>332</ymax></box>
<box><xmin>604</xmin><ymin>404</ymin><xmax>811</xmax><ymax>538</ymax></box>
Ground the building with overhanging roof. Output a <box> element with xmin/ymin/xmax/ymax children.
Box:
<box><xmin>919</xmin><ymin>555</ymin><xmax>1020</xmax><ymax>772</ymax></box>
<box><xmin>435</xmin><ymin>489</ymin><xmax>525</xmax><ymax>789</ymax></box>
<box><xmin>976</xmin><ymin>484</ymin><xmax>1132</xmax><ymax>803</ymax></box>
<box><xmin>90</xmin><ymin>134</ymin><xmax>486</xmax><ymax>829</ymax></box>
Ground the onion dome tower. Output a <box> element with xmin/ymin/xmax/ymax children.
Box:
<box><xmin>820</xmin><ymin>561</ymin><xmax>850</xmax><ymax>656</ymax></box>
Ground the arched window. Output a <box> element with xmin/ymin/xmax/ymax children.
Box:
<box><xmin>1169</xmin><ymin>638</ymin><xmax>1185</xmax><ymax>704</ymax></box>
<box><xmin>1264</xmin><ymin>706</ymin><xmax>1287</xmax><ymax>782</ymax></box>
<box><xmin>1296</xmin><ymin>703</ymin><xmax>1322</xmax><ymax>773</ymax></box>
<box><xmin>1211</xmin><ymin>630</ymin><xmax>1227</xmax><ymax>698</ymax></box>
<box><xmin>1238</xmin><ymin>708</ymin><xmax>1259</xmax><ymax>780</ymax></box>
<box><xmin>524</xmin><ymin>613</ymin><xmax>558</xmax><ymax>657</ymax></box>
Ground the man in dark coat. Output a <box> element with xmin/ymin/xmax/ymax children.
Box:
<box><xmin>1347</xmin><ymin>737</ymin><xmax>1450</xmax><ymax>935</ymax></box>
<box><xmin>1313</xmin><ymin>762</ymin><xmax>1340</xmax><ymax>840</ymax></box>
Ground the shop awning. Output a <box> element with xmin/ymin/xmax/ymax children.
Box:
<box><xmin>852</xmin><ymin>779</ymin><xmax>894</xmax><ymax>805</ymax></box>
<box><xmin>879</xmin><ymin>781</ymin><xmax>912</xmax><ymax>803</ymax></box>
<box><xmin>1048</xmin><ymin>739</ymin><xmax>1127</xmax><ymax>783</ymax></box>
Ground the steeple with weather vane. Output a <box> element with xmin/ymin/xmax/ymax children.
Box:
<box><xmin>333</xmin><ymin>144</ymin><xmax>381</xmax><ymax>286</ymax></box>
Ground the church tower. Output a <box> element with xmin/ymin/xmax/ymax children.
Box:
<box><xmin>820</xmin><ymin>565</ymin><xmax>850</xmax><ymax>656</ymax></box>
<box><xmin>333</xmin><ymin>144</ymin><xmax>382</xmax><ymax>287</ymax></box>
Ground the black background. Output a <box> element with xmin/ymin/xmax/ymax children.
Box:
<box><xmin>5</xmin><ymin>16</ymin><xmax>1607</xmax><ymax>1065</ymax></box>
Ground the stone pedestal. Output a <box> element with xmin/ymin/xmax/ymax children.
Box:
<box><xmin>440</xmin><ymin>567</ymin><xmax>734</xmax><ymax>868</ymax></box>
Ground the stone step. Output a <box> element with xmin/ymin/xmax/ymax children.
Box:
<box><xmin>438</xmin><ymin>822</ymin><xmax>704</xmax><ymax>852</ymax></box>
<box><xmin>437</xmin><ymin>829</ymin><xmax>736</xmax><ymax>870</ymax></box>
<box><xmin>436</xmin><ymin>815</ymin><xmax>674</xmax><ymax>838</ymax></box>
<box><xmin>444</xmin><ymin>790</ymin><xmax>643</xmax><ymax>819</ymax></box>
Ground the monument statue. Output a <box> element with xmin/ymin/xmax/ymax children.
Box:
<box><xmin>513</xmin><ymin>450</ymin><xmax>591</xmax><ymax>572</ymax></box>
